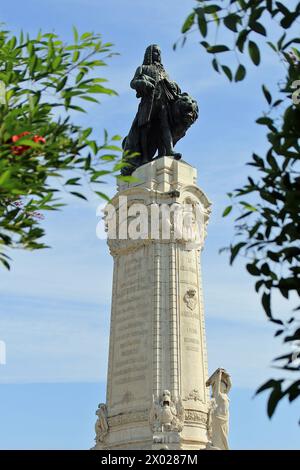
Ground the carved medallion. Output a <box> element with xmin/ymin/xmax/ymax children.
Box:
<box><xmin>183</xmin><ymin>288</ymin><xmax>197</xmax><ymax>310</ymax></box>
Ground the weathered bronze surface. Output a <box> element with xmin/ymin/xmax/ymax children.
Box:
<box><xmin>121</xmin><ymin>45</ymin><xmax>198</xmax><ymax>175</ymax></box>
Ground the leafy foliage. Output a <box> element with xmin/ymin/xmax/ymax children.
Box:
<box><xmin>0</xmin><ymin>27</ymin><xmax>128</xmax><ymax>269</ymax></box>
<box><xmin>180</xmin><ymin>1</ymin><xmax>300</xmax><ymax>421</ymax></box>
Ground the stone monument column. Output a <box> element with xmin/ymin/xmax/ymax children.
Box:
<box><xmin>93</xmin><ymin>156</ymin><xmax>212</xmax><ymax>450</ymax></box>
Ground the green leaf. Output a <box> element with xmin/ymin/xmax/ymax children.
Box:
<box><xmin>27</xmin><ymin>41</ymin><xmax>34</xmax><ymax>56</ymax></box>
<box><xmin>84</xmin><ymin>155</ymin><xmax>91</xmax><ymax>170</ymax></box>
<box><xmin>0</xmin><ymin>170</ymin><xmax>11</xmax><ymax>186</ymax></box>
<box><xmin>248</xmin><ymin>41</ymin><xmax>261</xmax><ymax>65</ymax></box>
<box><xmin>246</xmin><ymin>263</ymin><xmax>261</xmax><ymax>276</ymax></box>
<box><xmin>200</xmin><ymin>40</ymin><xmax>209</xmax><ymax>50</ymax></box>
<box><xmin>221</xmin><ymin>65</ymin><xmax>232</xmax><ymax>81</ymax></box>
<box><xmin>95</xmin><ymin>191</ymin><xmax>110</xmax><ymax>202</ymax></box>
<box><xmin>0</xmin><ymin>257</ymin><xmax>10</xmax><ymax>270</ymax></box>
<box><xmin>181</xmin><ymin>12</ymin><xmax>195</xmax><ymax>34</ymax></box>
<box><xmin>70</xmin><ymin>191</ymin><xmax>87</xmax><ymax>200</ymax></box>
<box><xmin>81</xmin><ymin>127</ymin><xmax>92</xmax><ymax>140</ymax></box>
<box><xmin>67</xmin><ymin>105</ymin><xmax>87</xmax><ymax>113</ymax></box>
<box><xmin>224</xmin><ymin>14</ymin><xmax>240</xmax><ymax>32</ymax></box>
<box><xmin>29</xmin><ymin>54</ymin><xmax>38</xmax><ymax>74</ymax></box>
<box><xmin>117</xmin><ymin>175</ymin><xmax>140</xmax><ymax>183</ymax></box>
<box><xmin>72</xmin><ymin>26</ymin><xmax>79</xmax><ymax>43</ymax></box>
<box><xmin>222</xmin><ymin>205</ymin><xmax>232</xmax><ymax>217</ymax></box>
<box><xmin>102</xmin><ymin>145</ymin><xmax>121</xmax><ymax>152</ymax></box>
<box><xmin>65</xmin><ymin>177</ymin><xmax>81</xmax><ymax>185</ymax></box>
<box><xmin>262</xmin><ymin>292</ymin><xmax>272</xmax><ymax>318</ymax></box>
<box><xmin>81</xmin><ymin>32</ymin><xmax>93</xmax><ymax>41</ymax></box>
<box><xmin>204</xmin><ymin>5</ymin><xmax>221</xmax><ymax>14</ymax></box>
<box><xmin>76</xmin><ymin>71</ymin><xmax>85</xmax><ymax>83</ymax></box>
<box><xmin>267</xmin><ymin>385</ymin><xmax>284</xmax><ymax>418</ymax></box>
<box><xmin>100</xmin><ymin>154</ymin><xmax>117</xmax><ymax>161</ymax></box>
<box><xmin>12</xmin><ymin>139</ymin><xmax>40</xmax><ymax>148</ymax></box>
<box><xmin>256</xmin><ymin>379</ymin><xmax>277</xmax><ymax>394</ymax></box>
<box><xmin>251</xmin><ymin>22</ymin><xmax>267</xmax><ymax>36</ymax></box>
<box><xmin>230</xmin><ymin>242</ymin><xmax>246</xmax><ymax>264</ymax></box>
<box><xmin>8</xmin><ymin>36</ymin><xmax>17</xmax><ymax>49</ymax></box>
<box><xmin>196</xmin><ymin>8</ymin><xmax>207</xmax><ymax>37</ymax></box>
<box><xmin>236</xmin><ymin>29</ymin><xmax>248</xmax><ymax>52</ymax></box>
<box><xmin>256</xmin><ymin>117</ymin><xmax>273</xmax><ymax>126</ymax></box>
<box><xmin>91</xmin><ymin>170</ymin><xmax>111</xmax><ymax>181</ymax></box>
<box><xmin>52</xmin><ymin>56</ymin><xmax>62</xmax><ymax>69</ymax></box>
<box><xmin>56</xmin><ymin>76</ymin><xmax>68</xmax><ymax>91</ymax></box>
<box><xmin>262</xmin><ymin>85</ymin><xmax>272</xmax><ymax>105</ymax></box>
<box><xmin>239</xmin><ymin>202</ymin><xmax>257</xmax><ymax>211</ymax></box>
<box><xmin>86</xmin><ymin>84</ymin><xmax>117</xmax><ymax>95</ymax></box>
<box><xmin>79</xmin><ymin>96</ymin><xmax>100</xmax><ymax>104</ymax></box>
<box><xmin>72</xmin><ymin>50</ymin><xmax>80</xmax><ymax>62</ymax></box>
<box><xmin>207</xmin><ymin>45</ymin><xmax>230</xmax><ymax>54</ymax></box>
<box><xmin>235</xmin><ymin>64</ymin><xmax>246</xmax><ymax>82</ymax></box>
<box><xmin>212</xmin><ymin>57</ymin><xmax>219</xmax><ymax>72</ymax></box>
<box><xmin>88</xmin><ymin>141</ymin><xmax>98</xmax><ymax>154</ymax></box>
<box><xmin>267</xmin><ymin>41</ymin><xmax>277</xmax><ymax>52</ymax></box>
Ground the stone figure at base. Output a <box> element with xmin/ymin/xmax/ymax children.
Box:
<box><xmin>122</xmin><ymin>44</ymin><xmax>198</xmax><ymax>175</ymax></box>
<box><xmin>94</xmin><ymin>403</ymin><xmax>108</xmax><ymax>444</ymax></box>
<box><xmin>149</xmin><ymin>390</ymin><xmax>185</xmax><ymax>433</ymax></box>
<box><xmin>206</xmin><ymin>368</ymin><xmax>231</xmax><ymax>450</ymax></box>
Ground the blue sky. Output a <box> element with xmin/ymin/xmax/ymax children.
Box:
<box><xmin>0</xmin><ymin>0</ymin><xmax>299</xmax><ymax>449</ymax></box>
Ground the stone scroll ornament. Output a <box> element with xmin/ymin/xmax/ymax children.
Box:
<box><xmin>206</xmin><ymin>368</ymin><xmax>231</xmax><ymax>450</ymax></box>
<box><xmin>149</xmin><ymin>390</ymin><xmax>185</xmax><ymax>433</ymax></box>
<box><xmin>121</xmin><ymin>44</ymin><xmax>198</xmax><ymax>175</ymax></box>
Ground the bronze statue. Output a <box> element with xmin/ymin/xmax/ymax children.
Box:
<box><xmin>121</xmin><ymin>45</ymin><xmax>198</xmax><ymax>175</ymax></box>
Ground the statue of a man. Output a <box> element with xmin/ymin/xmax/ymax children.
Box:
<box><xmin>206</xmin><ymin>368</ymin><xmax>231</xmax><ymax>450</ymax></box>
<box><xmin>122</xmin><ymin>45</ymin><xmax>198</xmax><ymax>175</ymax></box>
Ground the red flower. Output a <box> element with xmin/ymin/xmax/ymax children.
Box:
<box><xmin>33</xmin><ymin>135</ymin><xmax>46</xmax><ymax>144</ymax></box>
<box><xmin>11</xmin><ymin>131</ymin><xmax>31</xmax><ymax>155</ymax></box>
<box><xmin>11</xmin><ymin>131</ymin><xmax>30</xmax><ymax>143</ymax></box>
<box><xmin>11</xmin><ymin>132</ymin><xmax>46</xmax><ymax>155</ymax></box>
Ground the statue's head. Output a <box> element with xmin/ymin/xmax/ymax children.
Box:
<box><xmin>187</xmin><ymin>288</ymin><xmax>196</xmax><ymax>297</ymax></box>
<box><xmin>96</xmin><ymin>403</ymin><xmax>106</xmax><ymax>417</ymax></box>
<box><xmin>143</xmin><ymin>44</ymin><xmax>161</xmax><ymax>65</ymax></box>
<box><xmin>162</xmin><ymin>389</ymin><xmax>171</xmax><ymax>406</ymax></box>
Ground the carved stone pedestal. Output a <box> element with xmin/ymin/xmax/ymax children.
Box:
<box><xmin>93</xmin><ymin>157</ymin><xmax>212</xmax><ymax>450</ymax></box>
